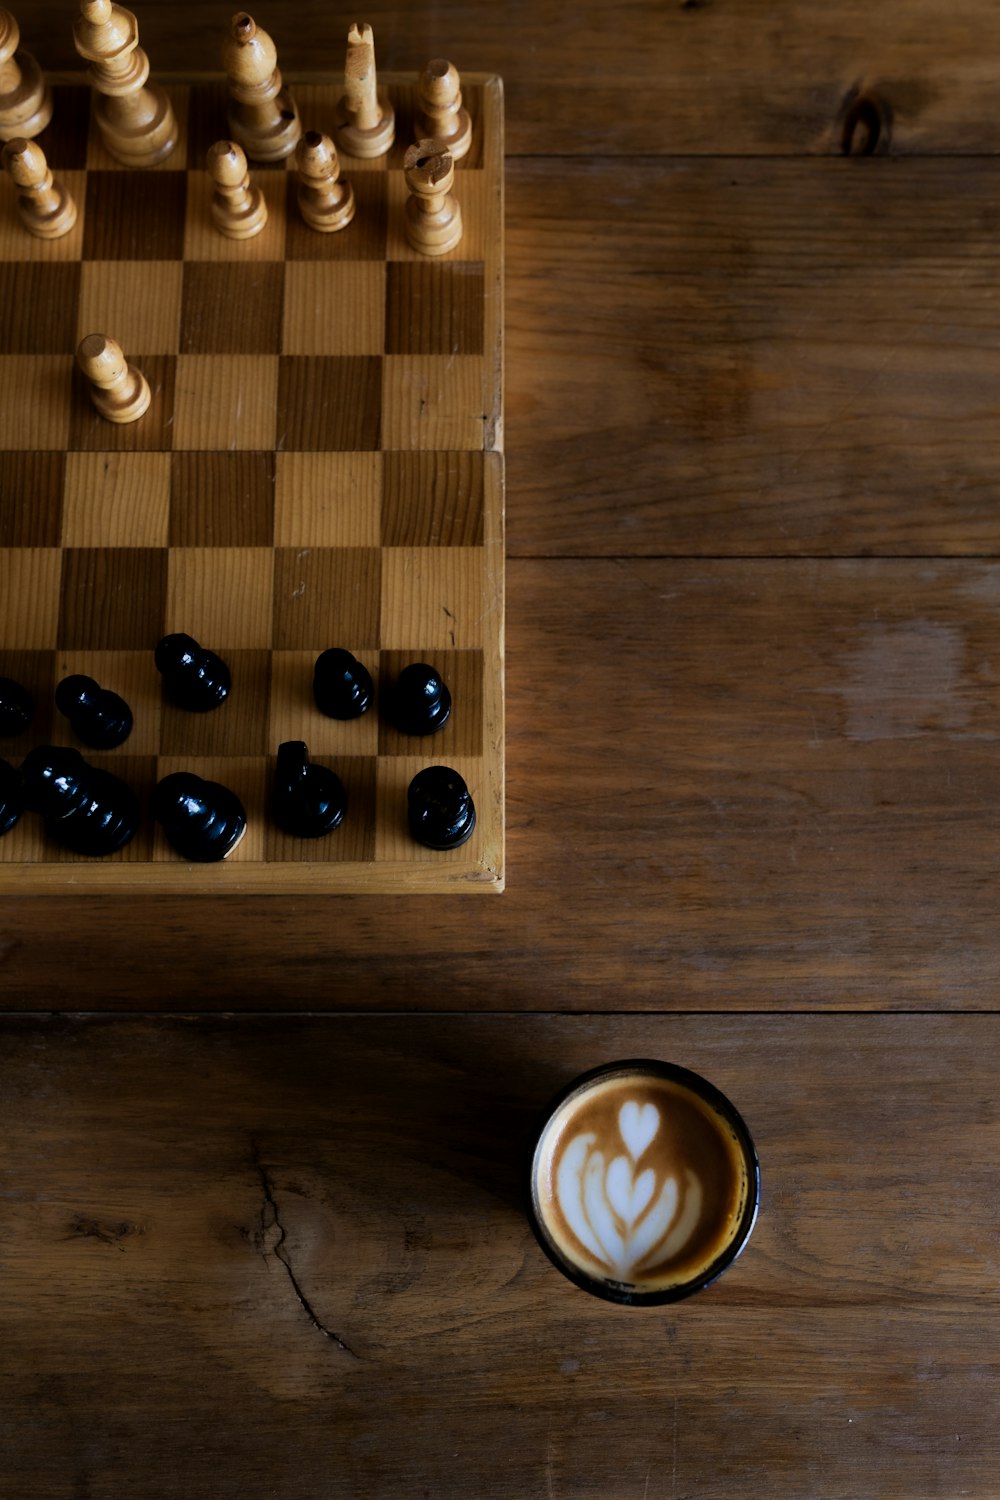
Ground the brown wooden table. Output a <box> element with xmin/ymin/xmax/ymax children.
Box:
<box><xmin>4</xmin><ymin>3</ymin><xmax>999</xmax><ymax>1495</ymax></box>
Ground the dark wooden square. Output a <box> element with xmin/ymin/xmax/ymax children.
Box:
<box><xmin>0</xmin><ymin>649</ymin><xmax>55</xmax><ymax>754</ymax></box>
<box><xmin>0</xmin><ymin>454</ymin><xmax>65</xmax><ymax>546</ymax></box>
<box><xmin>37</xmin><ymin>85</ymin><xmax>91</xmax><ymax>170</ymax></box>
<box><xmin>0</xmin><ymin>263</ymin><xmax>80</xmax><ymax>354</ymax></box>
<box><xmin>185</xmin><ymin>81</ymin><xmax>234</xmax><ymax>171</ymax></box>
<box><xmin>385</xmin><ymin>262</ymin><xmax>485</xmax><ymax>356</ymax></box>
<box><xmin>264</xmin><ymin>755</ymin><xmax>376</xmax><ymax>863</ymax></box>
<box><xmin>169</xmin><ymin>453</ymin><xmax>275</xmax><ymax>546</ymax></box>
<box><xmin>83</xmin><ymin>172</ymin><xmax>187</xmax><ymax>261</ymax></box>
<box><xmin>157</xmin><ymin>650</ymin><xmax>271</xmax><ymax>756</ymax></box>
<box><xmin>273</xmin><ymin>547</ymin><xmax>381</xmax><ymax>649</ymax></box>
<box><xmin>378</xmin><ymin>649</ymin><xmax>483</xmax><ymax>757</ymax></box>
<box><xmin>180</xmin><ymin>262</ymin><xmax>285</xmax><ymax>354</ymax></box>
<box><xmin>68</xmin><ymin>354</ymin><xmax>176</xmax><ymax>452</ymax></box>
<box><xmin>58</xmin><ymin>548</ymin><xmax>167</xmax><ymax>650</ymax></box>
<box><xmin>382</xmin><ymin>452</ymin><xmax>484</xmax><ymax>546</ymax></box>
<box><xmin>285</xmin><ymin>172</ymin><xmax>387</xmax><ymax>261</ymax></box>
<box><xmin>276</xmin><ymin>356</ymin><xmax>381</xmax><ymax>451</ymax></box>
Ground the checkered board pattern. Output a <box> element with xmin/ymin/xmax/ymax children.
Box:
<box><xmin>0</xmin><ymin>73</ymin><xmax>504</xmax><ymax>892</ymax></box>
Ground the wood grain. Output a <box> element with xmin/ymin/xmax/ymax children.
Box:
<box><xmin>4</xmin><ymin>557</ymin><xmax>1000</xmax><ymax>1010</ymax></box>
<box><xmin>1</xmin><ymin>1013</ymin><xmax>997</xmax><ymax>1499</ymax></box>
<box><xmin>18</xmin><ymin>1</ymin><xmax>1000</xmax><ymax>157</ymax></box>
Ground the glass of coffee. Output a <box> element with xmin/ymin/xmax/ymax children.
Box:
<box><xmin>527</xmin><ymin>1059</ymin><xmax>759</xmax><ymax>1305</ymax></box>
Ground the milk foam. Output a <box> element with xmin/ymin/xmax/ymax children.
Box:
<box><xmin>532</xmin><ymin>1068</ymin><xmax>753</xmax><ymax>1296</ymax></box>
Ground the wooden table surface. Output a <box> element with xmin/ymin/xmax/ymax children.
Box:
<box><xmin>4</xmin><ymin>3</ymin><xmax>1000</xmax><ymax>1495</ymax></box>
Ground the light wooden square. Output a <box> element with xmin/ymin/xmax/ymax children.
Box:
<box><xmin>0</xmin><ymin>549</ymin><xmax>62</xmax><ymax>647</ymax></box>
<box><xmin>274</xmin><ymin>453</ymin><xmax>381</xmax><ymax>546</ymax></box>
<box><xmin>269</xmin><ymin>650</ymin><xmax>380</xmax><ymax>757</ymax></box>
<box><xmin>183</xmin><ymin>169</ymin><xmax>288</xmax><ymax>262</ymax></box>
<box><xmin>0</xmin><ymin>356</ymin><xmax>70</xmax><ymax>449</ymax></box>
<box><xmin>78</xmin><ymin>261</ymin><xmax>183</xmax><ymax>355</ymax></box>
<box><xmin>85</xmin><ymin>85</ymin><xmax>190</xmax><ymax>171</ymax></box>
<box><xmin>386</xmin><ymin>170</ymin><xmax>487</xmax><ymax>262</ymax></box>
<box><xmin>380</xmin><ymin>547</ymin><xmax>486</xmax><ymax>649</ymax></box>
<box><xmin>282</xmin><ymin>262</ymin><xmax>385</xmax><ymax>355</ymax></box>
<box><xmin>62</xmin><ymin>452</ymin><xmax>171</xmax><ymax>547</ymax></box>
<box><xmin>151</xmin><ymin>756</ymin><xmax>267</xmax><ymax>863</ymax></box>
<box><xmin>166</xmin><ymin>548</ymin><xmax>274</xmax><ymax>648</ymax></box>
<box><xmin>52</xmin><ymin>650</ymin><xmax>162</xmax><ymax>755</ymax></box>
<box><xmin>172</xmin><ymin>355</ymin><xmax>278</xmax><ymax>450</ymax></box>
<box><xmin>381</xmin><ymin>355</ymin><xmax>487</xmax><ymax>452</ymax></box>
<box><xmin>0</xmin><ymin>170</ymin><xmax>87</xmax><ymax>262</ymax></box>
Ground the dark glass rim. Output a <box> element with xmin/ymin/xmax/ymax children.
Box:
<box><xmin>526</xmin><ymin>1058</ymin><xmax>760</xmax><ymax>1307</ymax></box>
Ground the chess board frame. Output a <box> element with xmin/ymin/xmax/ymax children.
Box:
<box><xmin>0</xmin><ymin>70</ymin><xmax>504</xmax><ymax>893</ymax></box>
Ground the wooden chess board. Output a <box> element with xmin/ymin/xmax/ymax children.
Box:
<box><xmin>0</xmin><ymin>73</ymin><xmax>504</xmax><ymax>893</ymax></box>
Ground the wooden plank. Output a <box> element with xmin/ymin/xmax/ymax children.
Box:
<box><xmin>4</xmin><ymin>557</ymin><xmax>1000</xmax><ymax>1010</ymax></box>
<box><xmin>506</xmin><ymin>156</ymin><xmax>1000</xmax><ymax>558</ymax></box>
<box><xmin>1</xmin><ymin>1013</ymin><xmax>997</xmax><ymax>1498</ymax></box>
<box><xmin>19</xmin><ymin>1</ymin><xmax>1000</xmax><ymax>157</ymax></box>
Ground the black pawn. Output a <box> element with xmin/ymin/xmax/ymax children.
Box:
<box><xmin>55</xmin><ymin>674</ymin><xmax>133</xmax><ymax>749</ymax></box>
<box><xmin>313</xmin><ymin>648</ymin><xmax>373</xmax><ymax>720</ymax></box>
<box><xmin>155</xmin><ymin>633</ymin><xmax>231</xmax><ymax>712</ymax></box>
<box><xmin>0</xmin><ymin>757</ymin><xmax>24</xmax><ymax>837</ymax></box>
<box><xmin>273</xmin><ymin>741</ymin><xmax>347</xmax><ymax>839</ymax></box>
<box><xmin>20</xmin><ymin>745</ymin><xmax>139</xmax><ymax>856</ymax></box>
<box><xmin>0</xmin><ymin>676</ymin><xmax>34</xmax><ymax>738</ymax></box>
<box><xmin>407</xmin><ymin>765</ymin><xmax>476</xmax><ymax>850</ymax></box>
<box><xmin>152</xmin><ymin>771</ymin><xmax>247</xmax><ymax>863</ymax></box>
<box><xmin>390</xmin><ymin>662</ymin><xmax>452</xmax><ymax>736</ymax></box>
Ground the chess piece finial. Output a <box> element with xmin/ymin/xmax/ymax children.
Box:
<box><xmin>222</xmin><ymin>11</ymin><xmax>301</xmax><ymax>163</ymax></box>
<box><xmin>390</xmin><ymin>661</ymin><xmax>452</xmax><ymax>736</ymax></box>
<box><xmin>0</xmin><ymin>756</ymin><xmax>24</xmax><ymax>837</ymax></box>
<box><xmin>272</xmin><ymin>742</ymin><xmax>347</xmax><ymax>839</ymax></box>
<box><xmin>295</xmin><ymin>129</ymin><xmax>354</xmax><ymax>233</ymax></box>
<box><xmin>407</xmin><ymin>765</ymin><xmax>476</xmax><ymax>850</ymax></box>
<box><xmin>206</xmin><ymin>138</ymin><xmax>268</xmax><ymax>239</ymax></box>
<box><xmin>2</xmin><ymin>137</ymin><xmax>77</xmax><ymax>239</ymax></box>
<box><xmin>333</xmin><ymin>21</ymin><xmax>394</xmax><ymax>159</ymax></box>
<box><xmin>416</xmin><ymin>59</ymin><xmax>471</xmax><ymax>161</ymax></box>
<box><xmin>73</xmin><ymin>0</ymin><xmax>177</xmax><ymax>166</ymax></box>
<box><xmin>55</xmin><ymin>674</ymin><xmax>133</xmax><ymax>750</ymax></box>
<box><xmin>403</xmin><ymin>139</ymin><xmax>463</xmax><ymax>256</ymax></box>
<box><xmin>154</xmin><ymin>633</ymin><xmax>231</xmax><ymax>713</ymax></box>
<box><xmin>313</xmin><ymin>648</ymin><xmax>373</xmax><ymax>720</ymax></box>
<box><xmin>152</xmin><ymin>771</ymin><xmax>247</xmax><ymax>862</ymax></box>
<box><xmin>0</xmin><ymin>7</ymin><xmax>53</xmax><ymax>141</ymax></box>
<box><xmin>77</xmin><ymin>333</ymin><xmax>151</xmax><ymax>424</ymax></box>
<box><xmin>21</xmin><ymin>744</ymin><xmax>139</xmax><ymax>856</ymax></box>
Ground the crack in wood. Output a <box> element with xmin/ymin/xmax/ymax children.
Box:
<box><xmin>249</xmin><ymin>1138</ymin><xmax>359</xmax><ymax>1358</ymax></box>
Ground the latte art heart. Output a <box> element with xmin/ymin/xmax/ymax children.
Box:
<box><xmin>554</xmin><ymin>1100</ymin><xmax>702</xmax><ymax>1282</ymax></box>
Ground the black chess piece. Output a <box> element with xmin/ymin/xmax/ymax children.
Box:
<box><xmin>407</xmin><ymin>764</ymin><xmax>476</xmax><ymax>850</ymax></box>
<box><xmin>152</xmin><ymin>771</ymin><xmax>247</xmax><ymax>862</ymax></box>
<box><xmin>155</xmin><ymin>633</ymin><xmax>231</xmax><ymax>712</ymax></box>
<box><xmin>272</xmin><ymin>741</ymin><xmax>347</xmax><ymax>838</ymax></box>
<box><xmin>0</xmin><ymin>676</ymin><xmax>34</xmax><ymax>737</ymax></box>
<box><xmin>55</xmin><ymin>673</ymin><xmax>133</xmax><ymax>749</ymax></box>
<box><xmin>0</xmin><ymin>757</ymin><xmax>24</xmax><ymax>837</ymax></box>
<box><xmin>389</xmin><ymin>662</ymin><xmax>451</xmax><ymax>736</ymax></box>
<box><xmin>313</xmin><ymin>648</ymin><xmax>373</xmax><ymax>719</ymax></box>
<box><xmin>20</xmin><ymin>745</ymin><xmax>139</xmax><ymax>856</ymax></box>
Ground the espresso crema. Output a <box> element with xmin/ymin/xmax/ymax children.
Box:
<box><xmin>530</xmin><ymin>1061</ymin><xmax>758</xmax><ymax>1302</ymax></box>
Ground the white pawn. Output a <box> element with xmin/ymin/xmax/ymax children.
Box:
<box><xmin>0</xmin><ymin>7</ymin><xmax>52</xmax><ymax>141</ymax></box>
<box><xmin>77</xmin><ymin>333</ymin><xmax>150</xmax><ymax>425</ymax></box>
<box><xmin>416</xmin><ymin>59</ymin><xmax>472</xmax><ymax>162</ymax></box>
<box><xmin>2</xmin><ymin>137</ymin><xmax>76</xmax><ymax>238</ymax></box>
<box><xmin>403</xmin><ymin>139</ymin><xmax>462</xmax><ymax>257</ymax></box>
<box><xmin>295</xmin><ymin>130</ymin><xmax>353</xmax><ymax>234</ymax></box>
<box><xmin>206</xmin><ymin>139</ymin><xmax>268</xmax><ymax>239</ymax></box>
